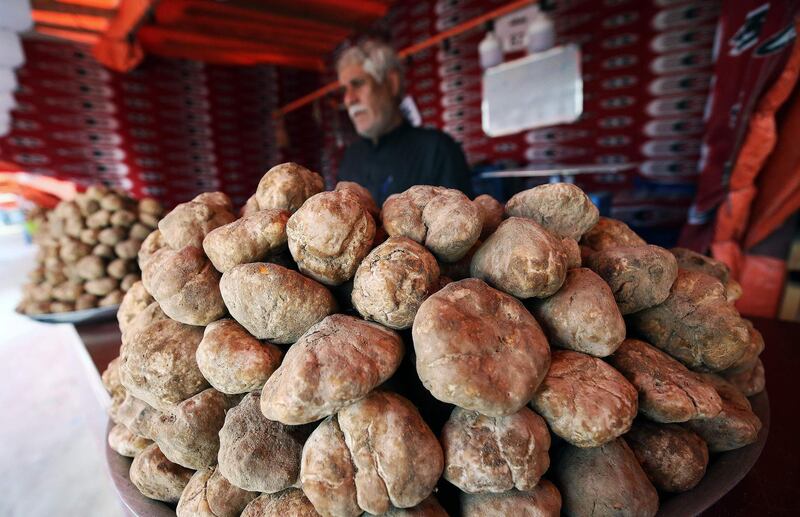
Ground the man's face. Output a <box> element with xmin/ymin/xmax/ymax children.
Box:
<box><xmin>338</xmin><ymin>62</ymin><xmax>397</xmax><ymax>140</ymax></box>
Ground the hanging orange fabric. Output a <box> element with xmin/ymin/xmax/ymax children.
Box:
<box><xmin>712</xmin><ymin>20</ymin><xmax>800</xmax><ymax>317</ymax></box>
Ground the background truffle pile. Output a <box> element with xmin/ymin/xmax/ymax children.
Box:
<box><xmin>17</xmin><ymin>187</ymin><xmax>164</xmax><ymax>315</ymax></box>
<box><xmin>103</xmin><ymin>162</ymin><xmax>765</xmax><ymax>517</ymax></box>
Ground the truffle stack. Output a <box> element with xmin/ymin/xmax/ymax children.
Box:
<box><xmin>18</xmin><ymin>186</ymin><xmax>164</xmax><ymax>315</ymax></box>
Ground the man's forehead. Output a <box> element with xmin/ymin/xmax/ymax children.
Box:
<box><xmin>338</xmin><ymin>63</ymin><xmax>371</xmax><ymax>83</ymax></box>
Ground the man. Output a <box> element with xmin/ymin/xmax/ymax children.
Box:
<box><xmin>336</xmin><ymin>40</ymin><xmax>472</xmax><ymax>204</ymax></box>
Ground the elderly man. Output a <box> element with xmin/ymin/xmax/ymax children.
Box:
<box><xmin>336</xmin><ymin>40</ymin><xmax>472</xmax><ymax>204</ymax></box>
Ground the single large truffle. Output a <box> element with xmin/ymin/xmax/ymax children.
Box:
<box><xmin>220</xmin><ymin>263</ymin><xmax>337</xmax><ymax>344</ymax></box>
<box><xmin>505</xmin><ymin>183</ymin><xmax>599</xmax><ymax>240</ymax></box>
<box><xmin>351</xmin><ymin>236</ymin><xmax>440</xmax><ymax>329</ymax></box>
<box><xmin>176</xmin><ymin>466</ymin><xmax>259</xmax><ymax>517</ymax></box>
<box><xmin>413</xmin><ymin>278</ymin><xmax>550</xmax><ymax>416</ymax></box>
<box><xmin>261</xmin><ymin>314</ymin><xmax>404</xmax><ymax>425</ymax></box>
<box><xmin>531</xmin><ymin>350</ymin><xmax>637</xmax><ymax>447</ymax></box>
<box><xmin>158</xmin><ymin>191</ymin><xmax>236</xmax><ymax>249</ymax></box>
<box><xmin>382</xmin><ymin>185</ymin><xmax>482</xmax><ymax>262</ymax></box>
<box><xmin>287</xmin><ymin>190</ymin><xmax>376</xmax><ymax>285</ymax></box>
<box><xmin>254</xmin><ymin>162</ymin><xmax>325</xmax><ymax>213</ymax></box>
<box><xmin>129</xmin><ymin>443</ymin><xmax>194</xmax><ymax>504</ymax></box>
<box><xmin>470</xmin><ymin>217</ymin><xmax>568</xmax><ymax>299</ymax></box>
<box><xmin>461</xmin><ymin>481</ymin><xmax>562</xmax><ymax>517</ymax></box>
<box><xmin>203</xmin><ymin>209</ymin><xmax>290</xmax><ymax>273</ymax></box>
<box><xmin>300</xmin><ymin>391</ymin><xmax>443</xmax><ymax>516</ymax></box>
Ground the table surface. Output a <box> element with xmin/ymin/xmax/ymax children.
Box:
<box><xmin>74</xmin><ymin>315</ymin><xmax>799</xmax><ymax>516</ymax></box>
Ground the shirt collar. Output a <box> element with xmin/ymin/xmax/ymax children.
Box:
<box><xmin>364</xmin><ymin>119</ymin><xmax>411</xmax><ymax>149</ymax></box>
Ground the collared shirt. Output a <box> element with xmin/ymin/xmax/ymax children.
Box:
<box><xmin>338</xmin><ymin>121</ymin><xmax>473</xmax><ymax>205</ymax></box>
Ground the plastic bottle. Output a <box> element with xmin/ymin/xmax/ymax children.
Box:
<box><xmin>479</xmin><ymin>30</ymin><xmax>503</xmax><ymax>70</ymax></box>
<box><xmin>524</xmin><ymin>8</ymin><xmax>555</xmax><ymax>54</ymax></box>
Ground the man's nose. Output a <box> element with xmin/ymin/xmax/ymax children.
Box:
<box><xmin>343</xmin><ymin>87</ymin><xmax>357</xmax><ymax>107</ymax></box>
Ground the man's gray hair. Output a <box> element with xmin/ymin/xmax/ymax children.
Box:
<box><xmin>336</xmin><ymin>40</ymin><xmax>405</xmax><ymax>97</ymax></box>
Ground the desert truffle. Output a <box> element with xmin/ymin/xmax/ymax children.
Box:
<box><xmin>470</xmin><ymin>217</ymin><xmax>568</xmax><ymax>299</ymax></box>
<box><xmin>241</xmin><ymin>489</ymin><xmax>320</xmax><ymax>517</ymax></box>
<box><xmin>351</xmin><ymin>237</ymin><xmax>440</xmax><ymax>329</ymax></box>
<box><xmin>473</xmin><ymin>194</ymin><xmax>504</xmax><ymax>239</ymax></box>
<box><xmin>108</xmin><ymin>423</ymin><xmax>152</xmax><ymax>458</ymax></box>
<box><xmin>461</xmin><ymin>480</ymin><xmax>561</xmax><ymax>517</ymax></box>
<box><xmin>203</xmin><ymin>209</ymin><xmax>289</xmax><ymax>273</ymax></box>
<box><xmin>336</xmin><ymin>181</ymin><xmax>379</xmax><ymax>218</ymax></box>
<box><xmin>413</xmin><ymin>278</ymin><xmax>550</xmax><ymax>416</ymax></box>
<box><xmin>261</xmin><ymin>314</ymin><xmax>404</xmax><ymax>425</ymax></box>
<box><xmin>300</xmin><ymin>391</ymin><xmax>443</xmax><ymax>516</ymax></box>
<box><xmin>141</xmin><ymin>245</ymin><xmax>226</xmax><ymax>326</ymax></box>
<box><xmin>505</xmin><ymin>183</ymin><xmax>599</xmax><ymax>240</ymax></box>
<box><xmin>608</xmin><ymin>339</ymin><xmax>722</xmax><ymax>423</ymax></box>
<box><xmin>554</xmin><ymin>438</ymin><xmax>658</xmax><ymax>517</ymax></box>
<box><xmin>219</xmin><ymin>263</ymin><xmax>337</xmax><ymax>344</ymax></box>
<box><xmin>684</xmin><ymin>373</ymin><xmax>762</xmax><ymax>452</ymax></box>
<box><xmin>585</xmin><ymin>244</ymin><xmax>678</xmax><ymax>314</ymax></box>
<box><xmin>579</xmin><ymin>217</ymin><xmax>645</xmax><ymax>253</ymax></box>
<box><xmin>531</xmin><ymin>350</ymin><xmax>637</xmax><ymax>447</ymax></box>
<box><xmin>722</xmin><ymin>358</ymin><xmax>766</xmax><ymax>397</ymax></box>
<box><xmin>529</xmin><ymin>267</ymin><xmax>625</xmax><ymax>357</ymax></box>
<box><xmin>129</xmin><ymin>443</ymin><xmax>194</xmax><ymax>504</ymax></box>
<box><xmin>218</xmin><ymin>391</ymin><xmax>310</xmax><ymax>493</ymax></box>
<box><xmin>628</xmin><ymin>270</ymin><xmax>752</xmax><ymax>372</ymax></box>
<box><xmin>158</xmin><ymin>192</ymin><xmax>236</xmax><ymax>249</ymax></box>
<box><xmin>119</xmin><ymin>318</ymin><xmax>209</xmax><ymax>411</ymax></box>
<box><xmin>254</xmin><ymin>162</ymin><xmax>325</xmax><ymax>213</ymax></box>
<box><xmin>153</xmin><ymin>388</ymin><xmax>237</xmax><ymax>469</ymax></box>
<box><xmin>286</xmin><ymin>190</ymin><xmax>376</xmax><ymax>285</ymax></box>
<box><xmin>626</xmin><ymin>421</ymin><xmax>709</xmax><ymax>493</ymax></box>
<box><xmin>196</xmin><ymin>319</ymin><xmax>282</xmax><ymax>395</ymax></box>
<box><xmin>442</xmin><ymin>406</ymin><xmax>550</xmax><ymax>493</ymax></box>
<box><xmin>177</xmin><ymin>466</ymin><xmax>259</xmax><ymax>517</ymax></box>
<box><xmin>382</xmin><ymin>185</ymin><xmax>482</xmax><ymax>262</ymax></box>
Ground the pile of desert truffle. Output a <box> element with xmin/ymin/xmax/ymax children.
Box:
<box><xmin>17</xmin><ymin>186</ymin><xmax>163</xmax><ymax>315</ymax></box>
<box><xmin>103</xmin><ymin>162</ymin><xmax>765</xmax><ymax>517</ymax></box>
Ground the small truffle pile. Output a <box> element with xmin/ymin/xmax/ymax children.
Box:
<box><xmin>17</xmin><ymin>186</ymin><xmax>164</xmax><ymax>315</ymax></box>
<box><xmin>103</xmin><ymin>163</ymin><xmax>764</xmax><ymax>517</ymax></box>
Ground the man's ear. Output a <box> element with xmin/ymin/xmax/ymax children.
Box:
<box><xmin>386</xmin><ymin>69</ymin><xmax>401</xmax><ymax>98</ymax></box>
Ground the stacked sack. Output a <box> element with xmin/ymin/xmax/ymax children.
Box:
<box><xmin>103</xmin><ymin>162</ymin><xmax>764</xmax><ymax>517</ymax></box>
<box><xmin>17</xmin><ymin>186</ymin><xmax>163</xmax><ymax>315</ymax></box>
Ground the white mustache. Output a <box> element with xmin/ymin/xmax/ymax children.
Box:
<box><xmin>348</xmin><ymin>104</ymin><xmax>368</xmax><ymax>118</ymax></box>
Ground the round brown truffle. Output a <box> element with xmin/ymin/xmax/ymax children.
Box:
<box><xmin>300</xmin><ymin>391</ymin><xmax>443</xmax><ymax>517</ymax></box>
<box><xmin>505</xmin><ymin>183</ymin><xmax>599</xmax><ymax>240</ymax></box>
<box><xmin>117</xmin><ymin>281</ymin><xmax>153</xmax><ymax>336</ymax></box>
<box><xmin>554</xmin><ymin>438</ymin><xmax>659</xmax><ymax>517</ymax></box>
<box><xmin>153</xmin><ymin>388</ymin><xmax>238</xmax><ymax>469</ymax></box>
<box><xmin>219</xmin><ymin>263</ymin><xmax>337</xmax><ymax>344</ymax></box>
<box><xmin>129</xmin><ymin>443</ymin><xmax>194</xmax><ymax>504</ymax></box>
<box><xmin>287</xmin><ymin>190</ymin><xmax>376</xmax><ymax>285</ymax></box>
<box><xmin>241</xmin><ymin>489</ymin><xmax>320</xmax><ymax>517</ymax></box>
<box><xmin>412</xmin><ymin>278</ymin><xmax>550</xmax><ymax>416</ymax></box>
<box><xmin>579</xmin><ymin>216</ymin><xmax>645</xmax><ymax>253</ymax></box>
<box><xmin>626</xmin><ymin>420</ymin><xmax>709</xmax><ymax>493</ymax></box>
<box><xmin>585</xmin><ymin>244</ymin><xmax>678</xmax><ymax>314</ymax></box>
<box><xmin>351</xmin><ymin>236</ymin><xmax>440</xmax><ymax>329</ymax></box>
<box><xmin>196</xmin><ymin>319</ymin><xmax>283</xmax><ymax>395</ymax></box>
<box><xmin>461</xmin><ymin>480</ymin><xmax>561</xmax><ymax>517</ymax></box>
<box><xmin>261</xmin><ymin>314</ymin><xmax>404</xmax><ymax>425</ymax></box>
<box><xmin>442</xmin><ymin>406</ymin><xmax>550</xmax><ymax>493</ymax></box>
<box><xmin>108</xmin><ymin>423</ymin><xmax>152</xmax><ymax>458</ymax></box>
<box><xmin>254</xmin><ymin>162</ymin><xmax>325</xmax><ymax>213</ymax></box>
<box><xmin>203</xmin><ymin>209</ymin><xmax>290</xmax><ymax>273</ymax></box>
<box><xmin>177</xmin><ymin>466</ymin><xmax>259</xmax><ymax>517</ymax></box>
<box><xmin>628</xmin><ymin>270</ymin><xmax>752</xmax><ymax>372</ymax></box>
<box><xmin>470</xmin><ymin>217</ymin><xmax>568</xmax><ymax>299</ymax></box>
<box><xmin>722</xmin><ymin>358</ymin><xmax>765</xmax><ymax>397</ymax></box>
<box><xmin>529</xmin><ymin>267</ymin><xmax>625</xmax><ymax>357</ymax></box>
<box><xmin>119</xmin><ymin>317</ymin><xmax>209</xmax><ymax>411</ymax></box>
<box><xmin>608</xmin><ymin>339</ymin><xmax>722</xmax><ymax>423</ymax></box>
<box><xmin>382</xmin><ymin>185</ymin><xmax>482</xmax><ymax>262</ymax></box>
<box><xmin>474</xmin><ymin>194</ymin><xmax>504</xmax><ymax>239</ymax></box>
<box><xmin>531</xmin><ymin>350</ymin><xmax>637</xmax><ymax>447</ymax></box>
<box><xmin>141</xmin><ymin>245</ymin><xmax>226</xmax><ymax>326</ymax></box>
<box><xmin>685</xmin><ymin>373</ymin><xmax>762</xmax><ymax>452</ymax></box>
<box><xmin>158</xmin><ymin>192</ymin><xmax>236</xmax><ymax>250</ymax></box>
<box><xmin>336</xmin><ymin>181</ymin><xmax>379</xmax><ymax>218</ymax></box>
<box><xmin>218</xmin><ymin>391</ymin><xmax>311</xmax><ymax>493</ymax></box>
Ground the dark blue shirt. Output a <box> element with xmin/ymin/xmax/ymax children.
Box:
<box><xmin>338</xmin><ymin>121</ymin><xmax>472</xmax><ymax>205</ymax></box>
